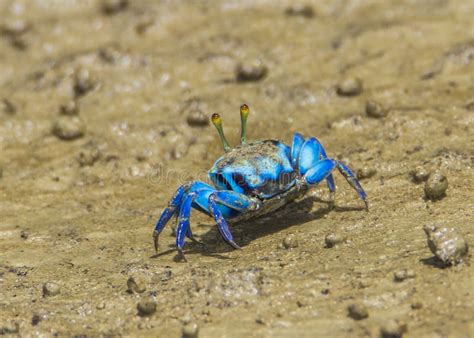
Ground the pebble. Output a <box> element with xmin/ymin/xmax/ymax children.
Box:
<box><xmin>43</xmin><ymin>282</ymin><xmax>60</xmax><ymax>297</ymax></box>
<box><xmin>1</xmin><ymin>19</ymin><xmax>30</xmax><ymax>36</ymax></box>
<box><xmin>393</xmin><ymin>269</ymin><xmax>415</xmax><ymax>282</ymax></box>
<box><xmin>20</xmin><ymin>230</ymin><xmax>28</xmax><ymax>240</ymax></box>
<box><xmin>347</xmin><ymin>303</ymin><xmax>368</xmax><ymax>320</ymax></box>
<box><xmin>282</xmin><ymin>234</ymin><xmax>298</xmax><ymax>249</ymax></box>
<box><xmin>424</xmin><ymin>172</ymin><xmax>448</xmax><ymax>200</ymax></box>
<box><xmin>96</xmin><ymin>302</ymin><xmax>106</xmax><ymax>310</ymax></box>
<box><xmin>357</xmin><ymin>166</ymin><xmax>377</xmax><ymax>180</ymax></box>
<box><xmin>186</xmin><ymin>109</ymin><xmax>209</xmax><ymax>127</ymax></box>
<box><xmin>52</xmin><ymin>116</ymin><xmax>86</xmax><ymax>140</ymax></box>
<box><xmin>324</xmin><ymin>233</ymin><xmax>345</xmax><ymax>248</ymax></box>
<box><xmin>60</xmin><ymin>101</ymin><xmax>79</xmax><ymax>116</ymax></box>
<box><xmin>411</xmin><ymin>167</ymin><xmax>430</xmax><ymax>183</ymax></box>
<box><xmin>365</xmin><ymin>100</ymin><xmax>388</xmax><ymax>118</ymax></box>
<box><xmin>74</xmin><ymin>68</ymin><xmax>94</xmax><ymax>96</ymax></box>
<box><xmin>380</xmin><ymin>319</ymin><xmax>407</xmax><ymax>338</ymax></box>
<box><xmin>102</xmin><ymin>0</ymin><xmax>128</xmax><ymax>14</ymax></box>
<box><xmin>284</xmin><ymin>4</ymin><xmax>315</xmax><ymax>18</ymax></box>
<box><xmin>137</xmin><ymin>298</ymin><xmax>157</xmax><ymax>316</ymax></box>
<box><xmin>127</xmin><ymin>276</ymin><xmax>147</xmax><ymax>294</ymax></box>
<box><xmin>182</xmin><ymin>322</ymin><xmax>199</xmax><ymax>338</ymax></box>
<box><xmin>235</xmin><ymin>59</ymin><xmax>268</xmax><ymax>82</ymax></box>
<box><xmin>423</xmin><ymin>224</ymin><xmax>468</xmax><ymax>265</ymax></box>
<box><xmin>336</xmin><ymin>77</ymin><xmax>363</xmax><ymax>96</ymax></box>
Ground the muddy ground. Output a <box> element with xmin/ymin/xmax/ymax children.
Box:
<box><xmin>0</xmin><ymin>0</ymin><xmax>473</xmax><ymax>337</ymax></box>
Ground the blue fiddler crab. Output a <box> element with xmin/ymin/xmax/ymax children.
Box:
<box><xmin>153</xmin><ymin>104</ymin><xmax>367</xmax><ymax>254</ymax></box>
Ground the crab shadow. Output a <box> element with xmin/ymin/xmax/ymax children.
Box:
<box><xmin>160</xmin><ymin>196</ymin><xmax>365</xmax><ymax>259</ymax></box>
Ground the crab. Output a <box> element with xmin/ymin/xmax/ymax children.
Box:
<box><xmin>153</xmin><ymin>104</ymin><xmax>367</xmax><ymax>255</ymax></box>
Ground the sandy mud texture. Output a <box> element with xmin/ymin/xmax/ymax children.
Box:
<box><xmin>1</xmin><ymin>0</ymin><xmax>473</xmax><ymax>336</ymax></box>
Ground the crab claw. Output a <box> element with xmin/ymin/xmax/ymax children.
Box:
<box><xmin>153</xmin><ymin>230</ymin><xmax>160</xmax><ymax>253</ymax></box>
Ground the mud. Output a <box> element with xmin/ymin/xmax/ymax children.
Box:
<box><xmin>1</xmin><ymin>0</ymin><xmax>473</xmax><ymax>337</ymax></box>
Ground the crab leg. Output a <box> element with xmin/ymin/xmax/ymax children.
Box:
<box><xmin>153</xmin><ymin>184</ymin><xmax>187</xmax><ymax>251</ymax></box>
<box><xmin>303</xmin><ymin>159</ymin><xmax>367</xmax><ymax>209</ymax></box>
<box><xmin>208</xmin><ymin>191</ymin><xmax>259</xmax><ymax>250</ymax></box>
<box><xmin>175</xmin><ymin>192</ymin><xmax>198</xmax><ymax>252</ymax></box>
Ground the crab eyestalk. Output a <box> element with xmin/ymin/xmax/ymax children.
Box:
<box><xmin>240</xmin><ymin>104</ymin><xmax>249</xmax><ymax>144</ymax></box>
<box><xmin>211</xmin><ymin>113</ymin><xmax>231</xmax><ymax>152</ymax></box>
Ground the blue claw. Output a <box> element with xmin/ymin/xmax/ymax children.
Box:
<box><xmin>298</xmin><ymin>138</ymin><xmax>323</xmax><ymax>176</ymax></box>
<box><xmin>291</xmin><ymin>132</ymin><xmax>305</xmax><ymax>169</ymax></box>
<box><xmin>303</xmin><ymin>159</ymin><xmax>336</xmax><ymax>185</ymax></box>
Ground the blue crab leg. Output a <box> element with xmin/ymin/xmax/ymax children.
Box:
<box><xmin>208</xmin><ymin>191</ymin><xmax>259</xmax><ymax>250</ymax></box>
<box><xmin>176</xmin><ymin>192</ymin><xmax>198</xmax><ymax>252</ymax></box>
<box><xmin>153</xmin><ymin>185</ymin><xmax>187</xmax><ymax>251</ymax></box>
<box><xmin>335</xmin><ymin>161</ymin><xmax>368</xmax><ymax>209</ymax></box>
<box><xmin>303</xmin><ymin>159</ymin><xmax>368</xmax><ymax>209</ymax></box>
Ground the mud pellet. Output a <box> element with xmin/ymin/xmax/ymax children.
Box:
<box><xmin>393</xmin><ymin>269</ymin><xmax>415</xmax><ymax>282</ymax></box>
<box><xmin>20</xmin><ymin>230</ymin><xmax>28</xmax><ymax>240</ymax></box>
<box><xmin>127</xmin><ymin>276</ymin><xmax>146</xmax><ymax>294</ymax></box>
<box><xmin>96</xmin><ymin>302</ymin><xmax>106</xmax><ymax>310</ymax></box>
<box><xmin>102</xmin><ymin>0</ymin><xmax>128</xmax><ymax>14</ymax></box>
<box><xmin>283</xmin><ymin>234</ymin><xmax>298</xmax><ymax>249</ymax></box>
<box><xmin>424</xmin><ymin>172</ymin><xmax>448</xmax><ymax>200</ymax></box>
<box><xmin>43</xmin><ymin>282</ymin><xmax>60</xmax><ymax>297</ymax></box>
<box><xmin>74</xmin><ymin>68</ymin><xmax>94</xmax><ymax>96</ymax></box>
<box><xmin>336</xmin><ymin>77</ymin><xmax>363</xmax><ymax>96</ymax></box>
<box><xmin>366</xmin><ymin>100</ymin><xmax>387</xmax><ymax>118</ymax></box>
<box><xmin>137</xmin><ymin>298</ymin><xmax>156</xmax><ymax>316</ymax></box>
<box><xmin>60</xmin><ymin>101</ymin><xmax>78</xmax><ymax>116</ymax></box>
<box><xmin>357</xmin><ymin>167</ymin><xmax>377</xmax><ymax>180</ymax></box>
<box><xmin>424</xmin><ymin>224</ymin><xmax>468</xmax><ymax>265</ymax></box>
<box><xmin>52</xmin><ymin>116</ymin><xmax>85</xmax><ymax>140</ymax></box>
<box><xmin>324</xmin><ymin>233</ymin><xmax>345</xmax><ymax>248</ymax></box>
<box><xmin>410</xmin><ymin>302</ymin><xmax>423</xmax><ymax>310</ymax></box>
<box><xmin>347</xmin><ymin>303</ymin><xmax>368</xmax><ymax>320</ymax></box>
<box><xmin>1</xmin><ymin>19</ymin><xmax>30</xmax><ymax>36</ymax></box>
<box><xmin>411</xmin><ymin>167</ymin><xmax>430</xmax><ymax>183</ymax></box>
<box><xmin>186</xmin><ymin>110</ymin><xmax>209</xmax><ymax>127</ymax></box>
<box><xmin>380</xmin><ymin>319</ymin><xmax>407</xmax><ymax>338</ymax></box>
<box><xmin>285</xmin><ymin>4</ymin><xmax>315</xmax><ymax>18</ymax></box>
<box><xmin>235</xmin><ymin>59</ymin><xmax>268</xmax><ymax>82</ymax></box>
<box><xmin>182</xmin><ymin>322</ymin><xmax>199</xmax><ymax>338</ymax></box>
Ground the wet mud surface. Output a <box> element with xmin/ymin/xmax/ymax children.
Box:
<box><xmin>1</xmin><ymin>1</ymin><xmax>473</xmax><ymax>336</ymax></box>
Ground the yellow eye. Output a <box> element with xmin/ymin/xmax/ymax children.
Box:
<box><xmin>211</xmin><ymin>113</ymin><xmax>221</xmax><ymax>125</ymax></box>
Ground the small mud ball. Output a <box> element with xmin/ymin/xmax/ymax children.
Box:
<box><xmin>42</xmin><ymin>282</ymin><xmax>60</xmax><ymax>297</ymax></box>
<box><xmin>423</xmin><ymin>224</ymin><xmax>468</xmax><ymax>265</ymax></box>
<box><xmin>52</xmin><ymin>116</ymin><xmax>85</xmax><ymax>140</ymax></box>
<box><xmin>60</xmin><ymin>101</ymin><xmax>78</xmax><ymax>116</ymax></box>
<box><xmin>101</xmin><ymin>0</ymin><xmax>128</xmax><ymax>14</ymax></box>
<box><xmin>411</xmin><ymin>166</ymin><xmax>430</xmax><ymax>183</ymax></box>
<box><xmin>380</xmin><ymin>319</ymin><xmax>407</xmax><ymax>338</ymax></box>
<box><xmin>127</xmin><ymin>276</ymin><xmax>146</xmax><ymax>294</ymax></box>
<box><xmin>347</xmin><ymin>303</ymin><xmax>368</xmax><ymax>320</ymax></box>
<box><xmin>356</xmin><ymin>166</ymin><xmax>377</xmax><ymax>180</ymax></box>
<box><xmin>336</xmin><ymin>77</ymin><xmax>363</xmax><ymax>96</ymax></box>
<box><xmin>424</xmin><ymin>172</ymin><xmax>448</xmax><ymax>200</ymax></box>
<box><xmin>282</xmin><ymin>234</ymin><xmax>298</xmax><ymax>249</ymax></box>
<box><xmin>137</xmin><ymin>298</ymin><xmax>157</xmax><ymax>316</ymax></box>
<box><xmin>186</xmin><ymin>109</ymin><xmax>209</xmax><ymax>127</ymax></box>
<box><xmin>393</xmin><ymin>269</ymin><xmax>415</xmax><ymax>282</ymax></box>
<box><xmin>235</xmin><ymin>59</ymin><xmax>268</xmax><ymax>82</ymax></box>
<box><xmin>284</xmin><ymin>4</ymin><xmax>315</xmax><ymax>18</ymax></box>
<box><xmin>182</xmin><ymin>322</ymin><xmax>199</xmax><ymax>338</ymax></box>
<box><xmin>324</xmin><ymin>233</ymin><xmax>345</xmax><ymax>248</ymax></box>
<box><xmin>366</xmin><ymin>100</ymin><xmax>388</xmax><ymax>118</ymax></box>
